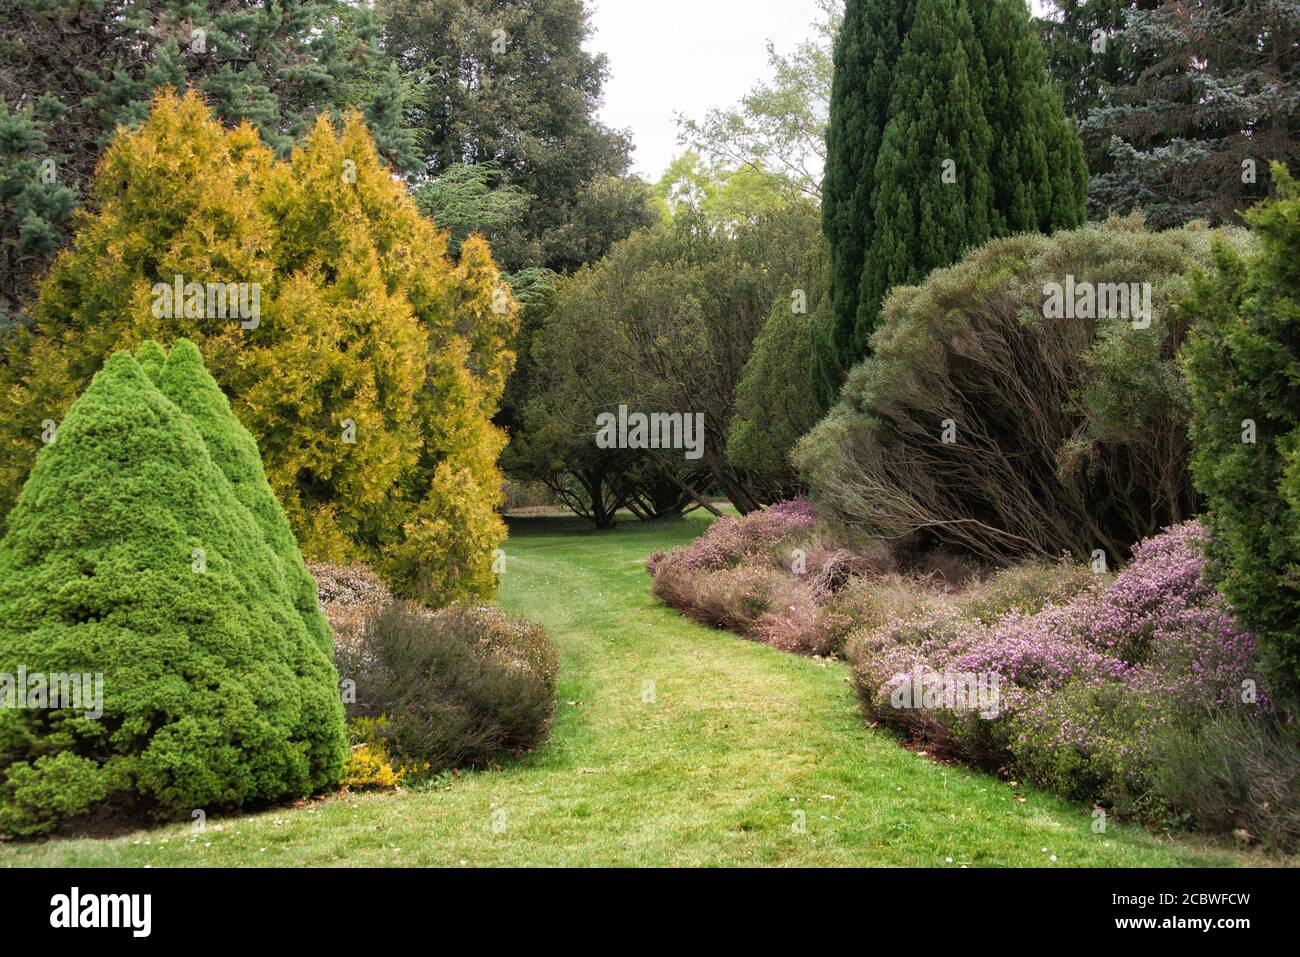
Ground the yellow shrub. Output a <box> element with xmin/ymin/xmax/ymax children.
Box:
<box><xmin>339</xmin><ymin>744</ymin><xmax>399</xmax><ymax>792</ymax></box>
<box><xmin>0</xmin><ymin>90</ymin><xmax>516</xmax><ymax>604</ymax></box>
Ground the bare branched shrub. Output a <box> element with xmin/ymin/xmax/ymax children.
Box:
<box><xmin>804</xmin><ymin>546</ymin><xmax>896</xmax><ymax>598</ymax></box>
<box><xmin>796</xmin><ymin>219</ymin><xmax>1255</xmax><ymax>564</ymax></box>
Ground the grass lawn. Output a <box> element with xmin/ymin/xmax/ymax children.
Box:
<box><xmin>0</xmin><ymin>511</ymin><xmax>1262</xmax><ymax>867</ymax></box>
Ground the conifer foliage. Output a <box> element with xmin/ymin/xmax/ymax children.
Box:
<box><xmin>816</xmin><ymin>0</ymin><xmax>1087</xmax><ymax>405</ymax></box>
<box><xmin>0</xmin><ymin>1</ymin><xmax>407</xmax><ymax>314</ymax></box>
<box><xmin>1183</xmin><ymin>166</ymin><xmax>1300</xmax><ymax>707</ymax></box>
<box><xmin>1080</xmin><ymin>1</ymin><xmax>1300</xmax><ymax>228</ymax></box>
<box><xmin>0</xmin><ymin>346</ymin><xmax>346</xmax><ymax>836</ymax></box>
<box><xmin>0</xmin><ymin>91</ymin><xmax>515</xmax><ymax>602</ymax></box>
<box><xmin>147</xmin><ymin>339</ymin><xmax>333</xmax><ymax>655</ymax></box>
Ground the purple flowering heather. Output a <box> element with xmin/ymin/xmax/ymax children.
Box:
<box><xmin>845</xmin><ymin>520</ymin><xmax>1269</xmax><ymax>815</ymax></box>
<box><xmin>952</xmin><ymin>606</ymin><xmax>1120</xmax><ymax>694</ymax></box>
<box><xmin>670</xmin><ymin>499</ymin><xmax>817</xmax><ymax>571</ymax></box>
<box><xmin>1076</xmin><ymin>521</ymin><xmax>1220</xmax><ymax>662</ymax></box>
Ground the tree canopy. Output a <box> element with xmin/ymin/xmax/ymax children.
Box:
<box><xmin>0</xmin><ymin>91</ymin><xmax>515</xmax><ymax>603</ymax></box>
<box><xmin>816</xmin><ymin>0</ymin><xmax>1087</xmax><ymax>407</ymax></box>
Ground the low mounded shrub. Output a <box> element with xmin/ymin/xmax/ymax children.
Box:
<box><xmin>819</xmin><ymin>574</ymin><xmax>950</xmax><ymax>655</ymax></box>
<box><xmin>954</xmin><ymin>560</ymin><xmax>1102</xmax><ymax>625</ymax></box>
<box><xmin>1154</xmin><ymin>713</ymin><xmax>1300</xmax><ymax>852</ymax></box>
<box><xmin>753</xmin><ymin>581</ymin><xmax>835</xmax><ymax>656</ymax></box>
<box><xmin>340</xmin><ymin>744</ymin><xmax>400</xmax><ymax>792</ymax></box>
<box><xmin>1008</xmin><ymin>680</ymin><xmax>1177</xmax><ymax>821</ymax></box>
<box><xmin>671</xmin><ymin>499</ymin><xmax>816</xmax><ymax>572</ymax></box>
<box><xmin>652</xmin><ymin>559</ymin><xmax>788</xmax><ymax>633</ymax></box>
<box><xmin>339</xmin><ymin>601</ymin><xmax>558</xmax><ymax>771</ymax></box>
<box><xmin>309</xmin><ymin>561</ymin><xmax>391</xmax><ymax>649</ymax></box>
<box><xmin>649</xmin><ymin>499</ymin><xmax>849</xmax><ymax>654</ymax></box>
<box><xmin>654</xmin><ymin>506</ymin><xmax>1114</xmax><ymax>668</ymax></box>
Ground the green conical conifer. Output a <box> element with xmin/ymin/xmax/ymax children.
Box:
<box><xmin>0</xmin><ymin>352</ymin><xmax>345</xmax><ymax>835</ymax></box>
<box><xmin>134</xmin><ymin>339</ymin><xmax>166</xmax><ymax>383</ymax></box>
<box><xmin>146</xmin><ymin>339</ymin><xmax>334</xmax><ymax>655</ymax></box>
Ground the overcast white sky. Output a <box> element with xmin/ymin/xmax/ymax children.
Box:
<box><xmin>587</xmin><ymin>0</ymin><xmax>1055</xmax><ymax>182</ymax></box>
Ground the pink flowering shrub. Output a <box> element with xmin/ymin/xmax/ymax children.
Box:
<box><xmin>672</xmin><ymin>499</ymin><xmax>816</xmax><ymax>572</ymax></box>
<box><xmin>954</xmin><ymin>606</ymin><xmax>1120</xmax><ymax>691</ymax></box>
<box><xmin>654</xmin><ymin>507</ymin><xmax>1283</xmax><ymax>834</ymax></box>
<box><xmin>650</xmin><ymin>499</ymin><xmax>838</xmax><ymax>654</ymax></box>
<box><xmin>845</xmin><ymin>520</ymin><xmax>1271</xmax><ymax>825</ymax></box>
<box><xmin>651</xmin><ymin>559</ymin><xmax>788</xmax><ymax>634</ymax></box>
<box><xmin>954</xmin><ymin>559</ymin><xmax>1101</xmax><ymax>625</ymax></box>
<box><xmin>1075</xmin><ymin>521</ymin><xmax>1222</xmax><ymax>662</ymax></box>
<box><xmin>754</xmin><ymin>584</ymin><xmax>836</xmax><ymax>655</ymax></box>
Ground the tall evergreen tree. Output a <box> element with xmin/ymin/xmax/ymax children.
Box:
<box><xmin>0</xmin><ymin>93</ymin><xmax>75</xmax><ymax>326</ymax></box>
<box><xmin>864</xmin><ymin>0</ymin><xmax>993</xmax><ymax>355</ymax></box>
<box><xmin>1036</xmin><ymin>1</ymin><xmax>1160</xmax><ymax>124</ymax></box>
<box><xmin>818</xmin><ymin>0</ymin><xmax>912</xmax><ymax>406</ymax></box>
<box><xmin>1035</xmin><ymin>1</ymin><xmax>1160</xmax><ymax>204</ymax></box>
<box><xmin>0</xmin><ymin>0</ymin><xmax>409</xmax><ymax>320</ymax></box>
<box><xmin>1082</xmin><ymin>1</ymin><xmax>1300</xmax><ymax>227</ymax></box>
<box><xmin>0</xmin><ymin>91</ymin><xmax>515</xmax><ymax>603</ymax></box>
<box><xmin>815</xmin><ymin>0</ymin><xmax>1086</xmax><ymax>406</ymax></box>
<box><xmin>975</xmin><ymin>2</ymin><xmax>1089</xmax><ymax>232</ymax></box>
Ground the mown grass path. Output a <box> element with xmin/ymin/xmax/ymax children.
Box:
<box><xmin>0</xmin><ymin>513</ymin><xmax>1252</xmax><ymax>866</ymax></box>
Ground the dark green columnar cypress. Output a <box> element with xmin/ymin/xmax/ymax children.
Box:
<box><xmin>973</xmin><ymin>1</ymin><xmax>1088</xmax><ymax>235</ymax></box>
<box><xmin>864</xmin><ymin>0</ymin><xmax>993</xmax><ymax>363</ymax></box>
<box><xmin>147</xmin><ymin>339</ymin><xmax>333</xmax><ymax>656</ymax></box>
<box><xmin>817</xmin><ymin>0</ymin><xmax>913</xmax><ymax>407</ymax></box>
<box><xmin>816</xmin><ymin>0</ymin><xmax>1087</xmax><ymax>406</ymax></box>
<box><xmin>0</xmin><ymin>350</ymin><xmax>345</xmax><ymax>835</ymax></box>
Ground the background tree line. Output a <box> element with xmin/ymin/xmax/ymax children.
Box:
<box><xmin>4</xmin><ymin>0</ymin><xmax>1297</xmax><ymax>535</ymax></box>
<box><xmin>0</xmin><ymin>0</ymin><xmax>656</xmax><ymax>326</ymax></box>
